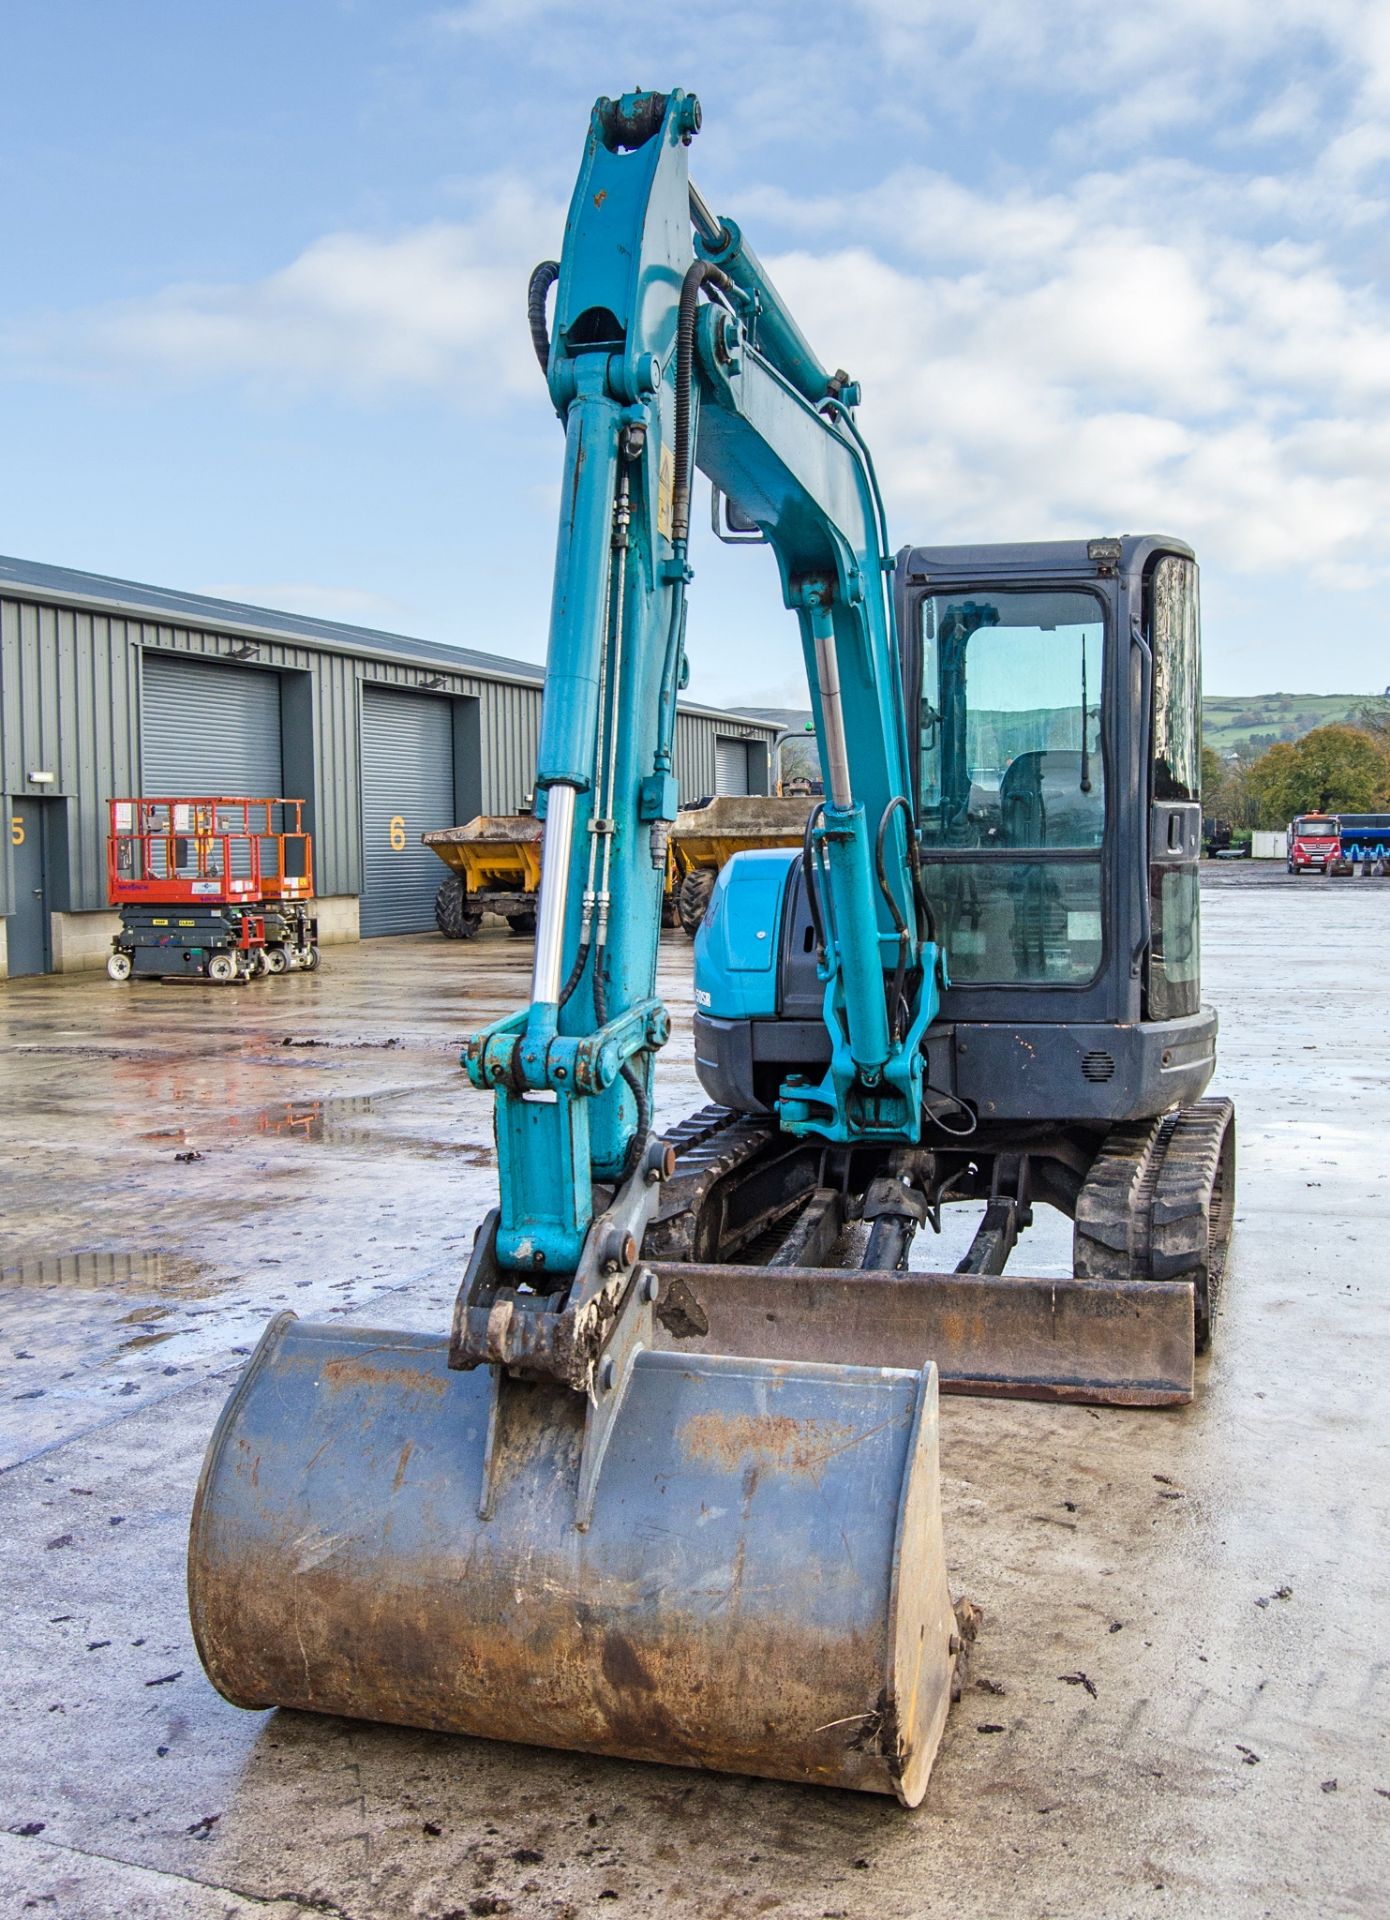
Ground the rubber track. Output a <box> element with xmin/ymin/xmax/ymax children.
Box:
<box><xmin>1073</xmin><ymin>1096</ymin><xmax>1235</xmax><ymax>1351</ymax></box>
<box><xmin>646</xmin><ymin>1105</ymin><xmax>781</xmax><ymax>1262</ymax></box>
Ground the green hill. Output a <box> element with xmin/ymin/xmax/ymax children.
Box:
<box><xmin>1203</xmin><ymin>693</ymin><xmax>1389</xmax><ymax>757</ymax></box>
<box><xmin>742</xmin><ymin>695</ymin><xmax>1390</xmax><ymax>769</ymax></box>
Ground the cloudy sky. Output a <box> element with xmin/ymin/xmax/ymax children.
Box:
<box><xmin>3</xmin><ymin>1</ymin><xmax>1388</xmax><ymax>704</ymax></box>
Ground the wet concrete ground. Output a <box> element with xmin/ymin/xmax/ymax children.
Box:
<box><xmin>2</xmin><ymin>867</ymin><xmax>1387</xmax><ymax>1918</ymax></box>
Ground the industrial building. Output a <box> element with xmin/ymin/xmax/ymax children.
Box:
<box><xmin>0</xmin><ymin>556</ymin><xmax>777</xmax><ymax>977</ymax></box>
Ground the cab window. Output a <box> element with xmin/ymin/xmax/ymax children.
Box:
<box><xmin>919</xmin><ymin>588</ymin><xmax>1105</xmax><ymax>985</ymax></box>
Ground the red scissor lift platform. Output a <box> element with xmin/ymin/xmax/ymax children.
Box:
<box><xmin>107</xmin><ymin>797</ymin><xmax>319</xmax><ymax>983</ymax></box>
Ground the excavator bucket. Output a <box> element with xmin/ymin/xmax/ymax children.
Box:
<box><xmin>188</xmin><ymin>1311</ymin><xmax>960</xmax><ymax>1804</ymax></box>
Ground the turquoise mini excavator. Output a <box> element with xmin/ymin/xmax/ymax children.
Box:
<box><xmin>188</xmin><ymin>91</ymin><xmax>1234</xmax><ymax>1807</ymax></box>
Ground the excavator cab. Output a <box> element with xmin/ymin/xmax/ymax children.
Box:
<box><xmin>906</xmin><ymin>539</ymin><xmax>1206</xmax><ymax>1077</ymax></box>
<box><xmin>697</xmin><ymin>537</ymin><xmax>1212</xmax><ymax>1120</ymax></box>
<box><xmin>690</xmin><ymin>535</ymin><xmax>1231</xmax><ymax>1351</ymax></box>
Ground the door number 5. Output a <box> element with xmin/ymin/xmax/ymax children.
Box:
<box><xmin>10</xmin><ymin>816</ymin><xmax>24</xmax><ymax>847</ymax></box>
<box><xmin>388</xmin><ymin>815</ymin><xmax>407</xmax><ymax>852</ymax></box>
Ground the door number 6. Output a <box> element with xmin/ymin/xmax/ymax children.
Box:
<box><xmin>388</xmin><ymin>815</ymin><xmax>407</xmax><ymax>852</ymax></box>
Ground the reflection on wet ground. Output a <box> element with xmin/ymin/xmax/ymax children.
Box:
<box><xmin>140</xmin><ymin>1085</ymin><xmax>412</xmax><ymax>1142</ymax></box>
<box><xmin>139</xmin><ymin>1085</ymin><xmax>497</xmax><ymax>1156</ymax></box>
<box><xmin>0</xmin><ymin>1251</ymin><xmax>212</xmax><ymax>1293</ymax></box>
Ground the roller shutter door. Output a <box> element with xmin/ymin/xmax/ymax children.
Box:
<box><xmin>141</xmin><ymin>654</ymin><xmax>283</xmax><ymax>796</ymax></box>
<box><xmin>360</xmin><ymin>686</ymin><xmax>454</xmax><ymax>936</ymax></box>
<box><xmin>715</xmin><ymin>736</ymin><xmax>751</xmax><ymax>794</ymax></box>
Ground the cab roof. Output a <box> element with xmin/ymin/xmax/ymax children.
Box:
<box><xmin>897</xmin><ymin>535</ymin><xmax>1195</xmax><ymax>584</ymax></box>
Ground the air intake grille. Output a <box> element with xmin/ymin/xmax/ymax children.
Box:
<box><xmin>1082</xmin><ymin>1049</ymin><xmax>1116</xmax><ymax>1083</ymax></box>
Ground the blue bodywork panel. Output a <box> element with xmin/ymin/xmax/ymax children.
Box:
<box><xmin>695</xmin><ymin>849</ymin><xmax>796</xmax><ymax>1021</ymax></box>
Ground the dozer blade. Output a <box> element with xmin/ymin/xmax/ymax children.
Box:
<box><xmin>188</xmin><ymin>1312</ymin><xmax>958</xmax><ymax>1805</ymax></box>
<box><xmin>651</xmin><ymin>1265</ymin><xmax>1197</xmax><ymax>1407</ymax></box>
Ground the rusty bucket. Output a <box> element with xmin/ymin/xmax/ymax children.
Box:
<box><xmin>188</xmin><ymin>1313</ymin><xmax>956</xmax><ymax>1804</ymax></box>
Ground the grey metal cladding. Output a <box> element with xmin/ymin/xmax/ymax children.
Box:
<box><xmin>0</xmin><ymin>555</ymin><xmax>778</xmax><ymax>927</ymax></box>
<box><xmin>1</xmin><ymin>596</ymin><xmax>139</xmax><ymax>914</ymax></box>
<box><xmin>0</xmin><ymin>554</ymin><xmax>545</xmax><ymax>685</ymax></box>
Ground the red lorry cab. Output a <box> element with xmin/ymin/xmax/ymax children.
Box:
<box><xmin>1286</xmin><ymin>814</ymin><xmax>1339</xmax><ymax>873</ymax></box>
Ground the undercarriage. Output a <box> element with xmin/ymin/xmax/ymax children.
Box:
<box><xmin>642</xmin><ymin>1096</ymin><xmax>1235</xmax><ymax>1405</ymax></box>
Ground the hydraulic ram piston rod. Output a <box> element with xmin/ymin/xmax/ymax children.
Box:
<box><xmin>810</xmin><ymin>599</ymin><xmax>853</xmax><ymax>811</ymax></box>
<box><xmin>531</xmin><ymin>781</ymin><xmax>577</xmax><ymax>1006</ymax></box>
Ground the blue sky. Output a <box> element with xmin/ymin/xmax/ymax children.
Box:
<box><xmin>2</xmin><ymin>1</ymin><xmax>1388</xmax><ymax>705</ymax></box>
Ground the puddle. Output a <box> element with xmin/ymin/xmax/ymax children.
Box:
<box><xmin>139</xmin><ymin>1086</ymin><xmax>422</xmax><ymax>1146</ymax></box>
<box><xmin>135</xmin><ymin>1087</ymin><xmax>482</xmax><ymax>1159</ymax></box>
<box><xmin>0</xmin><ymin>1251</ymin><xmax>214</xmax><ymax>1294</ymax></box>
<box><xmin>243</xmin><ymin>1090</ymin><xmax>400</xmax><ymax>1143</ymax></box>
<box><xmin>10</xmin><ymin>1043</ymin><xmax>208</xmax><ymax>1063</ymax></box>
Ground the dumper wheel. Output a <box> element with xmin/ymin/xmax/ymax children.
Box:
<box><xmin>678</xmin><ymin>866</ymin><xmax>717</xmax><ymax>938</ymax></box>
<box><xmin>506</xmin><ymin>911</ymin><xmax>537</xmax><ymax>937</ymax></box>
<box><xmin>661</xmin><ymin>894</ymin><xmax>681</xmax><ymax>929</ymax></box>
<box><xmin>435</xmin><ymin>873</ymin><xmax>482</xmax><ymax>940</ymax></box>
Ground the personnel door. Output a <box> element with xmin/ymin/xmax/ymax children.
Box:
<box><xmin>8</xmin><ymin>799</ymin><xmax>53</xmax><ymax>976</ymax></box>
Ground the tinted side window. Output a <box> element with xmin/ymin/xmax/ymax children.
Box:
<box><xmin>1151</xmin><ymin>556</ymin><xmax>1200</xmax><ymax>802</ymax></box>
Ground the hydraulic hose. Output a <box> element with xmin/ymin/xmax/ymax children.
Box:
<box><xmin>527</xmin><ymin>260</ymin><xmax>560</xmax><ymax>374</ymax></box>
<box><xmin>874</xmin><ymin>795</ymin><xmax>912</xmax><ymax>944</ymax></box>
<box><xmin>618</xmin><ymin>1060</ymin><xmax>650</xmax><ymax>1183</ymax></box>
<box><xmin>673</xmin><ymin>260</ymin><xmax>734</xmax><ymax>545</ymax></box>
<box><xmin>653</xmin><ymin>260</ymin><xmax>732</xmax><ymax>781</ymax></box>
<box><xmin>591</xmin><ymin>954</ymin><xmax>649</xmax><ymax>1183</ymax></box>
<box><xmin>557</xmin><ymin>938</ymin><xmax>591</xmax><ymax>1011</ymax></box>
<box><xmin>801</xmin><ymin>802</ymin><xmax>827</xmax><ymax>961</ymax></box>
<box><xmin>875</xmin><ymin>796</ymin><xmax>912</xmax><ymax>1041</ymax></box>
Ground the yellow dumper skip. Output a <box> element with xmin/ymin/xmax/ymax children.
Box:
<box><xmin>422</xmin><ymin>816</ymin><xmax>542</xmax><ymax>938</ymax></box>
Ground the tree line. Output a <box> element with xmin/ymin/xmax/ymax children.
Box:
<box><xmin>1202</xmin><ymin>706</ymin><xmax>1390</xmax><ymax>830</ymax></box>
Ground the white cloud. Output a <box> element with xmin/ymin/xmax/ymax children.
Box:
<box><xmin>427</xmin><ymin>0</ymin><xmax>559</xmax><ymax>34</ymax></box>
<box><xmin>760</xmin><ymin>157</ymin><xmax>1390</xmax><ymax>587</ymax></box>
<box><xmin>198</xmin><ymin>582</ymin><xmax>412</xmax><ymax>625</ymax></box>
<box><xmin>14</xmin><ymin>180</ymin><xmax>563</xmax><ymax>403</ymax></box>
<box><xmin>11</xmin><ymin>16</ymin><xmax>1390</xmax><ymax>621</ymax></box>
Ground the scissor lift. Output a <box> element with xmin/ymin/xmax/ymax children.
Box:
<box><xmin>106</xmin><ymin>797</ymin><xmax>319</xmax><ymax>983</ymax></box>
